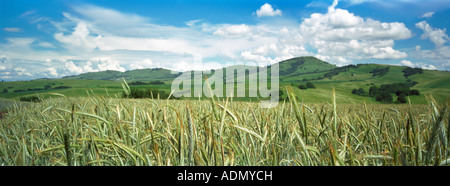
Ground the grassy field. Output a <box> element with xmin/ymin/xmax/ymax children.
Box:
<box><xmin>1</xmin><ymin>57</ymin><xmax>449</xmax><ymax>166</ymax></box>
<box><xmin>1</xmin><ymin>57</ymin><xmax>449</xmax><ymax>104</ymax></box>
<box><xmin>0</xmin><ymin>87</ymin><xmax>448</xmax><ymax>166</ymax></box>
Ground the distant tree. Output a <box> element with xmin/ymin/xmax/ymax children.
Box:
<box><xmin>306</xmin><ymin>82</ymin><xmax>316</xmax><ymax>89</ymax></box>
<box><xmin>396</xmin><ymin>94</ymin><xmax>407</xmax><ymax>103</ymax></box>
<box><xmin>369</xmin><ymin>86</ymin><xmax>379</xmax><ymax>97</ymax></box>
<box><xmin>129</xmin><ymin>81</ymin><xmax>148</xmax><ymax>85</ymax></box>
<box><xmin>125</xmin><ymin>88</ymin><xmax>173</xmax><ymax>99</ymax></box>
<box><xmin>370</xmin><ymin>67</ymin><xmax>389</xmax><ymax>77</ymax></box>
<box><xmin>409</xmin><ymin>89</ymin><xmax>420</xmax><ymax>95</ymax></box>
<box><xmin>357</xmin><ymin>88</ymin><xmax>366</xmax><ymax>96</ymax></box>
<box><xmin>377</xmin><ymin>92</ymin><xmax>393</xmax><ymax>103</ymax></box>
<box><xmin>149</xmin><ymin>80</ymin><xmax>165</xmax><ymax>85</ymax></box>
<box><xmin>44</xmin><ymin>84</ymin><xmax>52</xmax><ymax>89</ymax></box>
<box><xmin>352</xmin><ymin>88</ymin><xmax>366</xmax><ymax>96</ymax></box>
<box><xmin>19</xmin><ymin>96</ymin><xmax>41</xmax><ymax>102</ymax></box>
<box><xmin>53</xmin><ymin>86</ymin><xmax>71</xmax><ymax>89</ymax></box>
<box><xmin>402</xmin><ymin>67</ymin><xmax>423</xmax><ymax>78</ymax></box>
<box><xmin>298</xmin><ymin>85</ymin><xmax>307</xmax><ymax>90</ymax></box>
<box><xmin>395</xmin><ymin>88</ymin><xmax>410</xmax><ymax>96</ymax></box>
<box><xmin>2</xmin><ymin>88</ymin><xmax>7</xmax><ymax>93</ymax></box>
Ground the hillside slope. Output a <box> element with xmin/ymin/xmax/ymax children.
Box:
<box><xmin>1</xmin><ymin>56</ymin><xmax>449</xmax><ymax>104</ymax></box>
<box><xmin>63</xmin><ymin>68</ymin><xmax>181</xmax><ymax>82</ymax></box>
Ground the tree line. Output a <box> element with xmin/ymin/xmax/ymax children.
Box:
<box><xmin>352</xmin><ymin>82</ymin><xmax>420</xmax><ymax>103</ymax></box>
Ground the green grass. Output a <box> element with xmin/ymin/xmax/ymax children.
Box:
<box><xmin>0</xmin><ymin>87</ymin><xmax>448</xmax><ymax>166</ymax></box>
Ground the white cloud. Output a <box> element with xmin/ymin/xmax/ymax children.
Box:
<box><xmin>46</xmin><ymin>67</ymin><xmax>58</xmax><ymax>77</ymax></box>
<box><xmin>2</xmin><ymin>38</ymin><xmax>35</xmax><ymax>51</ymax></box>
<box><xmin>415</xmin><ymin>45</ymin><xmax>421</xmax><ymax>51</ymax></box>
<box><xmin>38</xmin><ymin>42</ymin><xmax>55</xmax><ymax>48</ymax></box>
<box><xmin>239</xmin><ymin>26</ymin><xmax>310</xmax><ymax>65</ymax></box>
<box><xmin>3</xmin><ymin>27</ymin><xmax>21</xmax><ymax>32</ymax></box>
<box><xmin>213</xmin><ymin>24</ymin><xmax>251</xmax><ymax>38</ymax></box>
<box><xmin>14</xmin><ymin>67</ymin><xmax>32</xmax><ymax>76</ymax></box>
<box><xmin>52</xmin><ymin>9</ymin><xmax>270</xmax><ymax>59</ymax></box>
<box><xmin>421</xmin><ymin>64</ymin><xmax>437</xmax><ymax>70</ymax></box>
<box><xmin>421</xmin><ymin>12</ymin><xmax>435</xmax><ymax>18</ymax></box>
<box><xmin>256</xmin><ymin>3</ymin><xmax>282</xmax><ymax>17</ymax></box>
<box><xmin>0</xmin><ymin>56</ymin><xmax>7</xmax><ymax>63</ymax></box>
<box><xmin>90</xmin><ymin>57</ymin><xmax>126</xmax><ymax>72</ymax></box>
<box><xmin>404</xmin><ymin>46</ymin><xmax>450</xmax><ymax>70</ymax></box>
<box><xmin>185</xmin><ymin>19</ymin><xmax>202</xmax><ymax>27</ymax></box>
<box><xmin>54</xmin><ymin>22</ymin><xmax>102</xmax><ymax>52</ymax></box>
<box><xmin>129</xmin><ymin>58</ymin><xmax>153</xmax><ymax>70</ymax></box>
<box><xmin>418</xmin><ymin>46</ymin><xmax>450</xmax><ymax>59</ymax></box>
<box><xmin>64</xmin><ymin>60</ymin><xmax>96</xmax><ymax>75</ymax></box>
<box><xmin>400</xmin><ymin>60</ymin><xmax>415</xmax><ymax>67</ymax></box>
<box><xmin>72</xmin><ymin>4</ymin><xmax>148</xmax><ymax>27</ymax></box>
<box><xmin>0</xmin><ymin>66</ymin><xmax>5</xmax><ymax>70</ymax></box>
<box><xmin>416</xmin><ymin>21</ymin><xmax>449</xmax><ymax>48</ymax></box>
<box><xmin>315</xmin><ymin>54</ymin><xmax>351</xmax><ymax>66</ymax></box>
<box><xmin>299</xmin><ymin>0</ymin><xmax>411</xmax><ymax>63</ymax></box>
<box><xmin>400</xmin><ymin>60</ymin><xmax>437</xmax><ymax>70</ymax></box>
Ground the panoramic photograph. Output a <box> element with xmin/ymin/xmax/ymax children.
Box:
<box><xmin>1</xmin><ymin>0</ymin><xmax>449</xmax><ymax>174</ymax></box>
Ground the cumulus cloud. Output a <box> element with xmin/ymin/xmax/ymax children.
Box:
<box><xmin>400</xmin><ymin>60</ymin><xmax>415</xmax><ymax>67</ymax></box>
<box><xmin>64</xmin><ymin>60</ymin><xmax>96</xmax><ymax>75</ymax></box>
<box><xmin>256</xmin><ymin>3</ymin><xmax>282</xmax><ymax>17</ymax></box>
<box><xmin>239</xmin><ymin>26</ymin><xmax>310</xmax><ymax>65</ymax></box>
<box><xmin>299</xmin><ymin>0</ymin><xmax>411</xmax><ymax>64</ymax></box>
<box><xmin>54</xmin><ymin>22</ymin><xmax>102</xmax><ymax>52</ymax></box>
<box><xmin>315</xmin><ymin>55</ymin><xmax>351</xmax><ymax>66</ymax></box>
<box><xmin>92</xmin><ymin>57</ymin><xmax>126</xmax><ymax>72</ymax></box>
<box><xmin>129</xmin><ymin>58</ymin><xmax>153</xmax><ymax>70</ymax></box>
<box><xmin>400</xmin><ymin>60</ymin><xmax>437</xmax><ymax>70</ymax></box>
<box><xmin>0</xmin><ymin>66</ymin><xmax>5</xmax><ymax>70</ymax></box>
<box><xmin>418</xmin><ymin>46</ymin><xmax>450</xmax><ymax>59</ymax></box>
<box><xmin>300</xmin><ymin>2</ymin><xmax>411</xmax><ymax>41</ymax></box>
<box><xmin>46</xmin><ymin>67</ymin><xmax>58</xmax><ymax>77</ymax></box>
<box><xmin>416</xmin><ymin>21</ymin><xmax>449</xmax><ymax>48</ymax></box>
<box><xmin>14</xmin><ymin>67</ymin><xmax>32</xmax><ymax>76</ymax></box>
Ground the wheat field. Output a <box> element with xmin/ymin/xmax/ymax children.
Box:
<box><xmin>0</xmin><ymin>87</ymin><xmax>448</xmax><ymax>166</ymax></box>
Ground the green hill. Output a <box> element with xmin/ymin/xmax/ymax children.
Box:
<box><xmin>1</xmin><ymin>56</ymin><xmax>449</xmax><ymax>104</ymax></box>
<box><xmin>63</xmin><ymin>68</ymin><xmax>181</xmax><ymax>82</ymax></box>
<box><xmin>279</xmin><ymin>56</ymin><xmax>336</xmax><ymax>77</ymax></box>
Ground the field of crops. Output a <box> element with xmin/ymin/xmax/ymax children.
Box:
<box><xmin>0</xmin><ymin>88</ymin><xmax>449</xmax><ymax>166</ymax></box>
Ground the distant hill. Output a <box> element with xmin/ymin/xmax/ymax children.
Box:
<box><xmin>279</xmin><ymin>56</ymin><xmax>336</xmax><ymax>76</ymax></box>
<box><xmin>1</xmin><ymin>56</ymin><xmax>449</xmax><ymax>104</ymax></box>
<box><xmin>63</xmin><ymin>68</ymin><xmax>181</xmax><ymax>82</ymax></box>
<box><xmin>61</xmin><ymin>56</ymin><xmax>337</xmax><ymax>81</ymax></box>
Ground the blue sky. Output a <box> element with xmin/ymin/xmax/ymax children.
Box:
<box><xmin>0</xmin><ymin>0</ymin><xmax>449</xmax><ymax>81</ymax></box>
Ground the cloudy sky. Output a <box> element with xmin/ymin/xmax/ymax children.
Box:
<box><xmin>0</xmin><ymin>0</ymin><xmax>449</xmax><ymax>81</ymax></box>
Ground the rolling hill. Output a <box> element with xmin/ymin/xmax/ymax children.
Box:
<box><xmin>0</xmin><ymin>56</ymin><xmax>449</xmax><ymax>104</ymax></box>
<box><xmin>63</xmin><ymin>68</ymin><xmax>181</xmax><ymax>82</ymax></box>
